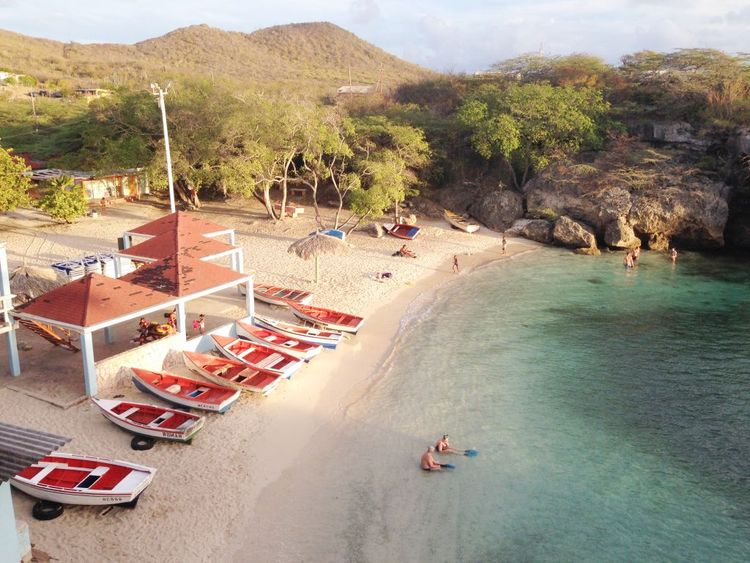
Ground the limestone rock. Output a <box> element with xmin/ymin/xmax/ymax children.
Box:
<box><xmin>647</xmin><ymin>233</ymin><xmax>670</xmax><ymax>251</ymax></box>
<box><xmin>361</xmin><ymin>223</ymin><xmax>384</xmax><ymax>238</ymax></box>
<box><xmin>468</xmin><ymin>189</ymin><xmax>523</xmax><ymax>231</ymax></box>
<box><xmin>507</xmin><ymin>219</ymin><xmax>554</xmax><ymax>244</ymax></box>
<box><xmin>553</xmin><ymin>216</ymin><xmax>598</xmax><ymax>249</ymax></box>
<box><xmin>604</xmin><ymin>218</ymin><xmax>640</xmax><ymax>248</ymax></box>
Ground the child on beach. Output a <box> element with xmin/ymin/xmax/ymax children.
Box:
<box><xmin>502</xmin><ymin>235</ymin><xmax>507</xmax><ymax>255</ymax></box>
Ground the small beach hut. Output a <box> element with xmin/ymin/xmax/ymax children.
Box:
<box><xmin>0</xmin><ymin>422</ymin><xmax>70</xmax><ymax>562</ymax></box>
<box><xmin>9</xmin><ymin>265</ymin><xmax>61</xmax><ymax>304</ymax></box>
<box><xmin>288</xmin><ymin>232</ymin><xmax>349</xmax><ymax>283</ymax></box>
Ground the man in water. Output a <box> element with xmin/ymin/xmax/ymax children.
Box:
<box><xmin>421</xmin><ymin>446</ymin><xmax>443</xmax><ymax>471</ymax></box>
<box><xmin>435</xmin><ymin>434</ymin><xmax>462</xmax><ymax>454</ymax></box>
<box><xmin>670</xmin><ymin>247</ymin><xmax>678</xmax><ymax>263</ymax></box>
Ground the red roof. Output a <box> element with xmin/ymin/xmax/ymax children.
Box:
<box><xmin>16</xmin><ymin>273</ymin><xmax>173</xmax><ymax>328</ymax></box>
<box><xmin>127</xmin><ymin>211</ymin><xmax>229</xmax><ymax>237</ymax></box>
<box><xmin>121</xmin><ymin>254</ymin><xmax>246</xmax><ymax>297</ymax></box>
<box><xmin>120</xmin><ymin>230</ymin><xmax>235</xmax><ymax>261</ymax></box>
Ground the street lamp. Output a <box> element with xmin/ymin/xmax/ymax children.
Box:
<box><xmin>151</xmin><ymin>82</ymin><xmax>176</xmax><ymax>213</ymax></box>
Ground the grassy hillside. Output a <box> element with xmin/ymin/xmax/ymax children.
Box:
<box><xmin>0</xmin><ymin>22</ymin><xmax>434</xmax><ymax>93</ymax></box>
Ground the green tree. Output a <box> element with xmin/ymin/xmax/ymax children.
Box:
<box><xmin>457</xmin><ymin>83</ymin><xmax>609</xmax><ymax>188</ymax></box>
<box><xmin>0</xmin><ymin>145</ymin><xmax>32</xmax><ymax>212</ymax></box>
<box><xmin>37</xmin><ymin>176</ymin><xmax>88</xmax><ymax>223</ymax></box>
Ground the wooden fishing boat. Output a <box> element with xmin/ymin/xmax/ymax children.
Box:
<box><xmin>236</xmin><ymin>320</ymin><xmax>322</xmax><ymax>361</ymax></box>
<box><xmin>253</xmin><ymin>314</ymin><xmax>343</xmax><ymax>349</ymax></box>
<box><xmin>182</xmin><ymin>351</ymin><xmax>282</xmax><ymax>395</ymax></box>
<box><xmin>211</xmin><ymin>335</ymin><xmax>303</xmax><ymax>378</ymax></box>
<box><xmin>383</xmin><ymin>223</ymin><xmax>421</xmax><ymax>240</ymax></box>
<box><xmin>131</xmin><ymin>368</ymin><xmax>240</xmax><ymax>413</ymax></box>
<box><xmin>287</xmin><ymin>302</ymin><xmax>364</xmax><ymax>334</ymax></box>
<box><xmin>443</xmin><ymin>209</ymin><xmax>480</xmax><ymax>233</ymax></box>
<box><xmin>241</xmin><ymin>283</ymin><xmax>314</xmax><ymax>307</ymax></box>
<box><xmin>11</xmin><ymin>452</ymin><xmax>156</xmax><ymax>506</ymax></box>
<box><xmin>91</xmin><ymin>398</ymin><xmax>204</xmax><ymax>442</ymax></box>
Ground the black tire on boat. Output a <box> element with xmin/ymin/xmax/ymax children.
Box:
<box><xmin>131</xmin><ymin>436</ymin><xmax>155</xmax><ymax>451</ymax></box>
<box><xmin>32</xmin><ymin>500</ymin><xmax>64</xmax><ymax>521</ymax></box>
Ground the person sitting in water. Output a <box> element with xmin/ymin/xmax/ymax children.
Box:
<box><xmin>435</xmin><ymin>434</ymin><xmax>462</xmax><ymax>454</ymax></box>
<box><xmin>420</xmin><ymin>446</ymin><xmax>443</xmax><ymax>471</ymax></box>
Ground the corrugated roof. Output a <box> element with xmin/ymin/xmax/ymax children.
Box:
<box><xmin>121</xmin><ymin>254</ymin><xmax>247</xmax><ymax>297</ymax></box>
<box><xmin>127</xmin><ymin>211</ymin><xmax>229</xmax><ymax>237</ymax></box>
<box><xmin>0</xmin><ymin>422</ymin><xmax>70</xmax><ymax>482</ymax></box>
<box><xmin>15</xmin><ymin>273</ymin><xmax>174</xmax><ymax>328</ymax></box>
<box><xmin>120</xmin><ymin>230</ymin><xmax>235</xmax><ymax>261</ymax></box>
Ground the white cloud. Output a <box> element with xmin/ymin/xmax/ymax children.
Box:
<box><xmin>348</xmin><ymin>0</ymin><xmax>380</xmax><ymax>24</ymax></box>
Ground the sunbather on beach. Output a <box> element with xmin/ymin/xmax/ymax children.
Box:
<box><xmin>435</xmin><ymin>434</ymin><xmax>462</xmax><ymax>454</ymax></box>
<box><xmin>393</xmin><ymin>244</ymin><xmax>416</xmax><ymax>258</ymax></box>
<box><xmin>420</xmin><ymin>446</ymin><xmax>443</xmax><ymax>471</ymax></box>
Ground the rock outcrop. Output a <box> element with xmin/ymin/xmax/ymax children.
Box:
<box><xmin>467</xmin><ymin>189</ymin><xmax>524</xmax><ymax>231</ymax></box>
<box><xmin>553</xmin><ymin>216</ymin><xmax>598</xmax><ymax>250</ymax></box>
<box><xmin>507</xmin><ymin>219</ymin><xmax>554</xmax><ymax>243</ymax></box>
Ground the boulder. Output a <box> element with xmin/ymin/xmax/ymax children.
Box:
<box><xmin>361</xmin><ymin>222</ymin><xmax>384</xmax><ymax>238</ymax></box>
<box><xmin>631</xmin><ymin>121</ymin><xmax>710</xmax><ymax>149</ymax></box>
<box><xmin>553</xmin><ymin>216</ymin><xmax>598</xmax><ymax>249</ymax></box>
<box><xmin>604</xmin><ymin>217</ymin><xmax>640</xmax><ymax>248</ymax></box>
<box><xmin>468</xmin><ymin>189</ymin><xmax>524</xmax><ymax>231</ymax></box>
<box><xmin>507</xmin><ymin>219</ymin><xmax>554</xmax><ymax>244</ymax></box>
<box><xmin>647</xmin><ymin>233</ymin><xmax>670</xmax><ymax>251</ymax></box>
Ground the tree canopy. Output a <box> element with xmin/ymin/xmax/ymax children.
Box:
<box><xmin>0</xmin><ymin>145</ymin><xmax>31</xmax><ymax>212</ymax></box>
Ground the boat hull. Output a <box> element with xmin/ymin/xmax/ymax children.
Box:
<box><xmin>288</xmin><ymin>303</ymin><xmax>364</xmax><ymax>334</ymax></box>
<box><xmin>11</xmin><ymin>453</ymin><xmax>156</xmax><ymax>506</ymax></box>
<box><xmin>236</xmin><ymin>320</ymin><xmax>322</xmax><ymax>361</ymax></box>
<box><xmin>131</xmin><ymin>369</ymin><xmax>240</xmax><ymax>413</ymax></box>
<box><xmin>182</xmin><ymin>351</ymin><xmax>282</xmax><ymax>395</ymax></box>
<box><xmin>444</xmin><ymin>210</ymin><xmax>480</xmax><ymax>233</ymax></box>
<box><xmin>92</xmin><ymin>398</ymin><xmax>204</xmax><ymax>442</ymax></box>
<box><xmin>211</xmin><ymin>335</ymin><xmax>303</xmax><ymax>379</ymax></box>
<box><xmin>383</xmin><ymin>223</ymin><xmax>421</xmax><ymax>240</ymax></box>
<box><xmin>243</xmin><ymin>283</ymin><xmax>314</xmax><ymax>307</ymax></box>
<box><xmin>253</xmin><ymin>314</ymin><xmax>342</xmax><ymax>349</ymax></box>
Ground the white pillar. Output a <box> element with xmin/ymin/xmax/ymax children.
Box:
<box><xmin>122</xmin><ymin>234</ymin><xmax>131</xmax><ymax>249</ymax></box>
<box><xmin>176</xmin><ymin>302</ymin><xmax>187</xmax><ymax>335</ymax></box>
<box><xmin>0</xmin><ymin>244</ymin><xmax>20</xmax><ymax>376</ymax></box>
<box><xmin>245</xmin><ymin>276</ymin><xmax>254</xmax><ymax>321</ymax></box>
<box><xmin>104</xmin><ymin>326</ymin><xmax>114</xmax><ymax>344</ymax></box>
<box><xmin>80</xmin><ymin>332</ymin><xmax>97</xmax><ymax>397</ymax></box>
<box><xmin>0</xmin><ymin>482</ymin><xmax>22</xmax><ymax>563</ymax></box>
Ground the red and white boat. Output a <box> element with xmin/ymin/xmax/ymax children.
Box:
<box><xmin>253</xmin><ymin>314</ymin><xmax>343</xmax><ymax>350</ymax></box>
<box><xmin>11</xmin><ymin>452</ymin><xmax>156</xmax><ymax>506</ymax></box>
<box><xmin>183</xmin><ymin>351</ymin><xmax>282</xmax><ymax>395</ymax></box>
<box><xmin>236</xmin><ymin>320</ymin><xmax>322</xmax><ymax>361</ymax></box>
<box><xmin>92</xmin><ymin>398</ymin><xmax>205</xmax><ymax>442</ymax></box>
<box><xmin>211</xmin><ymin>335</ymin><xmax>303</xmax><ymax>378</ymax></box>
<box><xmin>287</xmin><ymin>302</ymin><xmax>364</xmax><ymax>334</ymax></box>
<box><xmin>131</xmin><ymin>368</ymin><xmax>240</xmax><ymax>413</ymax></box>
<box><xmin>383</xmin><ymin>223</ymin><xmax>421</xmax><ymax>240</ymax></box>
<box><xmin>241</xmin><ymin>283</ymin><xmax>313</xmax><ymax>307</ymax></box>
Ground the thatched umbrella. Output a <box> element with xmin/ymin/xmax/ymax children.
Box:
<box><xmin>10</xmin><ymin>265</ymin><xmax>61</xmax><ymax>304</ymax></box>
<box><xmin>287</xmin><ymin>232</ymin><xmax>349</xmax><ymax>283</ymax></box>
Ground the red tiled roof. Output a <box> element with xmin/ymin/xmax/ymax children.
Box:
<box><xmin>127</xmin><ymin>211</ymin><xmax>229</xmax><ymax>237</ymax></box>
<box><xmin>16</xmin><ymin>273</ymin><xmax>173</xmax><ymax>328</ymax></box>
<box><xmin>121</xmin><ymin>254</ymin><xmax>246</xmax><ymax>297</ymax></box>
<box><xmin>120</xmin><ymin>230</ymin><xmax>235</xmax><ymax>261</ymax></box>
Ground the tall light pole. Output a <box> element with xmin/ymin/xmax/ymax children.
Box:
<box><xmin>151</xmin><ymin>82</ymin><xmax>176</xmax><ymax>213</ymax></box>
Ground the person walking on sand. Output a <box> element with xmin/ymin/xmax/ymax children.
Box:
<box><xmin>100</xmin><ymin>197</ymin><xmax>107</xmax><ymax>215</ymax></box>
<box><xmin>670</xmin><ymin>247</ymin><xmax>678</xmax><ymax>263</ymax></box>
<box><xmin>421</xmin><ymin>446</ymin><xmax>443</xmax><ymax>471</ymax></box>
<box><xmin>452</xmin><ymin>255</ymin><xmax>459</xmax><ymax>274</ymax></box>
<box><xmin>502</xmin><ymin>235</ymin><xmax>507</xmax><ymax>255</ymax></box>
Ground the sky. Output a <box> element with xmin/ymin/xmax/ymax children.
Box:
<box><xmin>1</xmin><ymin>0</ymin><xmax>749</xmax><ymax>72</ymax></box>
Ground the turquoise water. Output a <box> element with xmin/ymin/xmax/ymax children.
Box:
<box><xmin>253</xmin><ymin>249</ymin><xmax>750</xmax><ymax>562</ymax></box>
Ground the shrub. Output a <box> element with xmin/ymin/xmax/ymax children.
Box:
<box><xmin>37</xmin><ymin>176</ymin><xmax>88</xmax><ymax>223</ymax></box>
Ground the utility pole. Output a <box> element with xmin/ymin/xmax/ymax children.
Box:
<box><xmin>151</xmin><ymin>82</ymin><xmax>176</xmax><ymax>213</ymax></box>
<box><xmin>30</xmin><ymin>93</ymin><xmax>38</xmax><ymax>133</ymax></box>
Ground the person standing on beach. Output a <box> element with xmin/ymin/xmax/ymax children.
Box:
<box><xmin>452</xmin><ymin>255</ymin><xmax>459</xmax><ymax>274</ymax></box>
<box><xmin>193</xmin><ymin>314</ymin><xmax>206</xmax><ymax>334</ymax></box>
<box><xmin>421</xmin><ymin>446</ymin><xmax>443</xmax><ymax>471</ymax></box>
<box><xmin>502</xmin><ymin>235</ymin><xmax>507</xmax><ymax>255</ymax></box>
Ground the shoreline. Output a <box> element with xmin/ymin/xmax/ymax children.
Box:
<box><xmin>0</xmin><ymin>201</ymin><xmax>540</xmax><ymax>561</ymax></box>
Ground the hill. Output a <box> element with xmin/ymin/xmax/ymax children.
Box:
<box><xmin>0</xmin><ymin>22</ymin><xmax>434</xmax><ymax>93</ymax></box>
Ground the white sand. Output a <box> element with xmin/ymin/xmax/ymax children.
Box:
<box><xmin>0</xmin><ymin>198</ymin><xmax>539</xmax><ymax>561</ymax></box>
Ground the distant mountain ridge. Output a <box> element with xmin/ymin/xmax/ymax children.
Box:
<box><xmin>0</xmin><ymin>22</ymin><xmax>434</xmax><ymax>92</ymax></box>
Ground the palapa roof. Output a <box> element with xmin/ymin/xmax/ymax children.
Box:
<box><xmin>121</xmin><ymin>254</ymin><xmax>247</xmax><ymax>297</ymax></box>
<box><xmin>288</xmin><ymin>232</ymin><xmax>349</xmax><ymax>260</ymax></box>
<box><xmin>126</xmin><ymin>211</ymin><xmax>230</xmax><ymax>238</ymax></box>
<box><xmin>119</xmin><ymin>230</ymin><xmax>236</xmax><ymax>261</ymax></box>
<box><xmin>15</xmin><ymin>273</ymin><xmax>173</xmax><ymax>328</ymax></box>
<box><xmin>0</xmin><ymin>421</ymin><xmax>70</xmax><ymax>482</ymax></box>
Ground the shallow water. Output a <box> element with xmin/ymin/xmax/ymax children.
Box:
<box><xmin>250</xmin><ymin>249</ymin><xmax>750</xmax><ymax>562</ymax></box>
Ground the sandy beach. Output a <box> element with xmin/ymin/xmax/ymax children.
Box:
<box><xmin>0</xmin><ymin>198</ymin><xmax>539</xmax><ymax>562</ymax></box>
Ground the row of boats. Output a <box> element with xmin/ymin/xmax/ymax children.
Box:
<box><xmin>11</xmin><ymin>296</ymin><xmax>365</xmax><ymax>517</ymax></box>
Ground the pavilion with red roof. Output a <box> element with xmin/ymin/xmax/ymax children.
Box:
<box><xmin>9</xmin><ymin>212</ymin><xmax>253</xmax><ymax>396</ymax></box>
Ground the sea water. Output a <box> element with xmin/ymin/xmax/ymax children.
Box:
<box><xmin>251</xmin><ymin>249</ymin><xmax>750</xmax><ymax>562</ymax></box>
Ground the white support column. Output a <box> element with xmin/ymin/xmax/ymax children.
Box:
<box><xmin>104</xmin><ymin>326</ymin><xmax>114</xmax><ymax>344</ymax></box>
<box><xmin>0</xmin><ymin>244</ymin><xmax>20</xmax><ymax>377</ymax></box>
<box><xmin>122</xmin><ymin>234</ymin><xmax>131</xmax><ymax>249</ymax></box>
<box><xmin>80</xmin><ymin>332</ymin><xmax>97</xmax><ymax>397</ymax></box>
<box><xmin>114</xmin><ymin>256</ymin><xmax>122</xmax><ymax>278</ymax></box>
<box><xmin>176</xmin><ymin>302</ymin><xmax>187</xmax><ymax>335</ymax></box>
<box><xmin>0</xmin><ymin>482</ymin><xmax>22</xmax><ymax>563</ymax></box>
<box><xmin>245</xmin><ymin>276</ymin><xmax>254</xmax><ymax>321</ymax></box>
